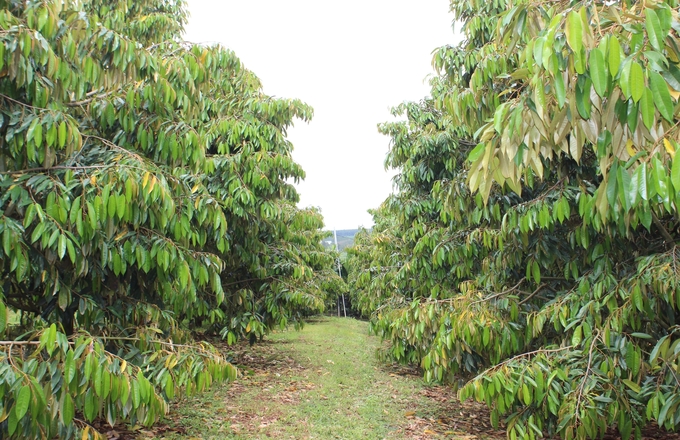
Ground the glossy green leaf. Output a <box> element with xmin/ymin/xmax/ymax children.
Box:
<box><xmin>58</xmin><ymin>121</ymin><xmax>66</xmax><ymax>148</ymax></box>
<box><xmin>554</xmin><ymin>74</ymin><xmax>566</xmax><ymax>107</ymax></box>
<box><xmin>672</xmin><ymin>155</ymin><xmax>680</xmax><ymax>193</ymax></box>
<box><xmin>629</xmin><ymin>62</ymin><xmax>645</xmax><ymax>103</ymax></box>
<box><xmin>620</xmin><ymin>59</ymin><xmax>632</xmax><ymax>98</ymax></box>
<box><xmin>649</xmin><ymin>70</ymin><xmax>674</xmax><ymax>121</ymax></box>
<box><xmin>0</xmin><ymin>299</ymin><xmax>6</xmax><ymax>334</ymax></box>
<box><xmin>61</xmin><ymin>393</ymin><xmax>74</xmax><ymax>425</ymax></box>
<box><xmin>590</xmin><ymin>49</ymin><xmax>607</xmax><ymax>97</ymax></box>
<box><xmin>639</xmin><ymin>88</ymin><xmax>655</xmax><ymax>129</ymax></box>
<box><xmin>15</xmin><ymin>385</ymin><xmax>30</xmax><ymax>420</ymax></box>
<box><xmin>64</xmin><ymin>350</ymin><xmax>76</xmax><ymax>384</ymax></box>
<box><xmin>645</xmin><ymin>9</ymin><xmax>665</xmax><ymax>52</ymax></box>
<box><xmin>608</xmin><ymin>36</ymin><xmax>621</xmax><ymax>75</ymax></box>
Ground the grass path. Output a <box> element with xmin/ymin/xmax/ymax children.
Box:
<box><xmin>150</xmin><ymin>317</ymin><xmax>504</xmax><ymax>440</ymax></box>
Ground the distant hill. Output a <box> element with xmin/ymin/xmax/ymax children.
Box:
<box><xmin>322</xmin><ymin>229</ymin><xmax>359</xmax><ymax>251</ymax></box>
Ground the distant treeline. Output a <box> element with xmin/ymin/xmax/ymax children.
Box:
<box><xmin>322</xmin><ymin>229</ymin><xmax>361</xmax><ymax>251</ymax></box>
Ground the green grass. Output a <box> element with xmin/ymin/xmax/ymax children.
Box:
<box><xmin>265</xmin><ymin>317</ymin><xmax>419</xmax><ymax>438</ymax></box>
<box><xmin>149</xmin><ymin>318</ymin><xmax>504</xmax><ymax>440</ymax></box>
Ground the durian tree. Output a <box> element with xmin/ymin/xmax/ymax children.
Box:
<box><xmin>347</xmin><ymin>0</ymin><xmax>680</xmax><ymax>438</ymax></box>
<box><xmin>0</xmin><ymin>0</ymin><xmax>340</xmax><ymax>438</ymax></box>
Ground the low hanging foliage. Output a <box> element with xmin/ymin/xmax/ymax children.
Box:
<box><xmin>0</xmin><ymin>0</ymin><xmax>341</xmax><ymax>438</ymax></box>
<box><xmin>346</xmin><ymin>0</ymin><xmax>680</xmax><ymax>439</ymax></box>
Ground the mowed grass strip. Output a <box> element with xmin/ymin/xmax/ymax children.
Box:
<box><xmin>270</xmin><ymin>317</ymin><xmax>423</xmax><ymax>439</ymax></box>
<box><xmin>149</xmin><ymin>317</ymin><xmax>504</xmax><ymax>440</ymax></box>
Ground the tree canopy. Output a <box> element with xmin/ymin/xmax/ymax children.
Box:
<box><xmin>346</xmin><ymin>0</ymin><xmax>680</xmax><ymax>438</ymax></box>
<box><xmin>0</xmin><ymin>0</ymin><xmax>342</xmax><ymax>438</ymax></box>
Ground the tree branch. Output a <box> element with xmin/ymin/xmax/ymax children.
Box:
<box><xmin>518</xmin><ymin>283</ymin><xmax>547</xmax><ymax>306</ymax></box>
<box><xmin>652</xmin><ymin>212</ymin><xmax>675</xmax><ymax>244</ymax></box>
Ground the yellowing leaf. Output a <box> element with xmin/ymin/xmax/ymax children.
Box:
<box><xmin>664</xmin><ymin>139</ymin><xmax>676</xmax><ymax>158</ymax></box>
<box><xmin>142</xmin><ymin>171</ymin><xmax>150</xmax><ymax>188</ymax></box>
<box><xmin>669</xmin><ymin>88</ymin><xmax>680</xmax><ymax>100</ymax></box>
<box><xmin>566</xmin><ymin>11</ymin><xmax>583</xmax><ymax>54</ymax></box>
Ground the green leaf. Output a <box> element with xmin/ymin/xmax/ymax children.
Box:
<box><xmin>590</xmin><ymin>49</ymin><xmax>607</xmax><ymax>97</ymax></box>
<box><xmin>658</xmin><ymin>395</ymin><xmax>677</xmax><ymax>426</ymax></box>
<box><xmin>46</xmin><ymin>324</ymin><xmax>57</xmax><ymax>355</ymax></box>
<box><xmin>532</xmin><ymin>261</ymin><xmax>541</xmax><ymax>284</ymax></box>
<box><xmin>661</xmin><ymin>62</ymin><xmax>680</xmax><ymax>91</ymax></box>
<box><xmin>64</xmin><ymin>350</ymin><xmax>76</xmax><ymax>384</ymax></box>
<box><xmin>649</xmin><ymin>70</ymin><xmax>674</xmax><ymax>121</ymax></box>
<box><xmin>26</xmin><ymin>118</ymin><xmax>40</xmax><ymax>143</ymax></box>
<box><xmin>8</xmin><ymin>406</ymin><xmax>17</xmax><ymax>435</ymax></box>
<box><xmin>15</xmin><ymin>385</ymin><xmax>30</xmax><ymax>419</ymax></box>
<box><xmin>131</xmin><ymin>380</ymin><xmax>141</xmax><ymax>409</ymax></box>
<box><xmin>672</xmin><ymin>155</ymin><xmax>680</xmax><ymax>193</ymax></box>
<box><xmin>554</xmin><ymin>74</ymin><xmax>566</xmax><ymax>107</ymax></box>
<box><xmin>58</xmin><ymin>121</ymin><xmax>66</xmax><ymax>148</ymax></box>
<box><xmin>645</xmin><ymin>9</ymin><xmax>665</xmax><ymax>52</ymax></box>
<box><xmin>609</xmin><ymin>36</ymin><xmax>621</xmax><ymax>76</ymax></box>
<box><xmin>58</xmin><ymin>234</ymin><xmax>66</xmax><ymax>260</ymax></box>
<box><xmin>2</xmin><ymin>228</ymin><xmax>10</xmax><ymax>257</ymax></box>
<box><xmin>468</xmin><ymin>143</ymin><xmax>486</xmax><ymax>163</ymax></box>
<box><xmin>622</xmin><ymin>379</ymin><xmax>641</xmax><ymax>394</ymax></box>
<box><xmin>66</xmin><ymin>239</ymin><xmax>76</xmax><ymax>264</ymax></box>
<box><xmin>620</xmin><ymin>59</ymin><xmax>632</xmax><ymax>98</ymax></box>
<box><xmin>629</xmin><ymin>62</ymin><xmax>645</xmax><ymax>103</ymax></box>
<box><xmin>34</xmin><ymin>122</ymin><xmax>43</xmax><ymax>147</ymax></box>
<box><xmin>640</xmin><ymin>88</ymin><xmax>655</xmax><ymax>129</ymax></box>
<box><xmin>618</xmin><ymin>166</ymin><xmax>632</xmax><ymax>210</ymax></box>
<box><xmin>94</xmin><ymin>365</ymin><xmax>103</xmax><ymax>397</ymax></box>
<box><xmin>627</xmin><ymin>99</ymin><xmax>639</xmax><ymax>133</ymax></box>
<box><xmin>566</xmin><ymin>11</ymin><xmax>583</xmax><ymax>54</ymax></box>
<box><xmin>84</xmin><ymin>389</ymin><xmax>97</xmax><ymax>421</ymax></box>
<box><xmin>61</xmin><ymin>393</ymin><xmax>74</xmax><ymax>425</ymax></box>
<box><xmin>572</xmin><ymin>325</ymin><xmax>583</xmax><ymax>346</ymax></box>
<box><xmin>116</xmin><ymin>193</ymin><xmax>126</xmax><ymax>219</ymax></box>
<box><xmin>107</xmin><ymin>194</ymin><xmax>117</xmax><ymax>219</ymax></box>
<box><xmin>632</xmin><ymin>285</ymin><xmax>644</xmax><ymax>311</ymax></box>
<box><xmin>576</xmin><ymin>77</ymin><xmax>592</xmax><ymax>119</ymax></box>
<box><xmin>637</xmin><ymin>165</ymin><xmax>648</xmax><ymax>200</ymax></box>
<box><xmin>165</xmin><ymin>374</ymin><xmax>175</xmax><ymax>400</ymax></box>
<box><xmin>0</xmin><ymin>299</ymin><xmax>6</xmax><ymax>334</ymax></box>
<box><xmin>650</xmin><ymin>335</ymin><xmax>669</xmax><ymax>365</ymax></box>
<box><xmin>522</xmin><ymin>383</ymin><xmax>532</xmax><ymax>405</ymax></box>
<box><xmin>607</xmin><ymin>166</ymin><xmax>619</xmax><ymax>206</ymax></box>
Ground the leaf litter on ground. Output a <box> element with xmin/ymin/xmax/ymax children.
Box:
<box><xmin>136</xmin><ymin>317</ymin><xmax>507</xmax><ymax>439</ymax></box>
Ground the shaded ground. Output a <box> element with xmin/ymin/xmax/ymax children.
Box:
<box><xmin>140</xmin><ymin>317</ymin><xmax>505</xmax><ymax>440</ymax></box>
<box><xmin>90</xmin><ymin>317</ymin><xmax>680</xmax><ymax>440</ymax></box>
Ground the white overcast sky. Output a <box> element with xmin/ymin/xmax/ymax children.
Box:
<box><xmin>184</xmin><ymin>1</ymin><xmax>459</xmax><ymax>230</ymax></box>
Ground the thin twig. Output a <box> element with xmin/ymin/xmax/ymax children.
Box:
<box><xmin>0</xmin><ymin>165</ymin><xmax>108</xmax><ymax>174</ymax></box>
<box><xmin>470</xmin><ymin>278</ymin><xmax>526</xmax><ymax>305</ymax></box>
<box><xmin>518</xmin><ymin>283</ymin><xmax>547</xmax><ymax>305</ymax></box>
<box><xmin>65</xmin><ymin>91</ymin><xmax>114</xmax><ymax>107</ymax></box>
<box><xmin>652</xmin><ymin>212</ymin><xmax>675</xmax><ymax>244</ymax></box>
